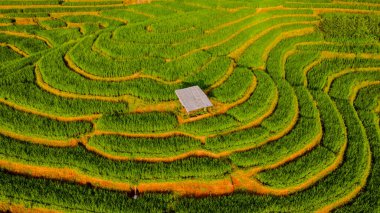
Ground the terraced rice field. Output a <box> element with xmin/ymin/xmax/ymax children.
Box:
<box><xmin>0</xmin><ymin>0</ymin><xmax>379</xmax><ymax>212</ymax></box>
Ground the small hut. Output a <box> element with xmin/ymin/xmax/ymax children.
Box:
<box><xmin>175</xmin><ymin>86</ymin><xmax>213</xmax><ymax>113</ymax></box>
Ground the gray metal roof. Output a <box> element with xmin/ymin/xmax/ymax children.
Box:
<box><xmin>175</xmin><ymin>86</ymin><xmax>213</xmax><ymax>112</ymax></box>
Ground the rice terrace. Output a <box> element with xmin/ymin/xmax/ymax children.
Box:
<box><xmin>0</xmin><ymin>0</ymin><xmax>379</xmax><ymax>212</ymax></box>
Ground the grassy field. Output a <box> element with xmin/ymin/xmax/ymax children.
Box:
<box><xmin>0</xmin><ymin>0</ymin><xmax>379</xmax><ymax>212</ymax></box>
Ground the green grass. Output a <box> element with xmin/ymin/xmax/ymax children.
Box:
<box><xmin>210</xmin><ymin>68</ymin><xmax>253</xmax><ymax>103</ymax></box>
<box><xmin>88</xmin><ymin>135</ymin><xmax>202</xmax><ymax>158</ymax></box>
<box><xmin>95</xmin><ymin>112</ymin><xmax>178</xmax><ymax>133</ymax></box>
<box><xmin>227</xmin><ymin>70</ymin><xmax>277</xmax><ymax>123</ymax></box>
<box><xmin>0</xmin><ymin>0</ymin><xmax>378</xmax><ymax>211</ymax></box>
<box><xmin>0</xmin><ymin>135</ymin><xmax>231</xmax><ymax>182</ymax></box>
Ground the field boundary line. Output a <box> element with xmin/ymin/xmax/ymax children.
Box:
<box><xmin>137</xmin><ymin>178</ymin><xmax>234</xmax><ymax>196</ymax></box>
<box><xmin>0</xmin><ymin>98</ymin><xmax>100</xmax><ymax>122</ymax></box>
<box><xmin>260</xmin><ymin>27</ymin><xmax>315</xmax><ymax>69</ymax></box>
<box><xmin>0</xmin><ymin>31</ymin><xmax>53</xmax><ymax>48</ymax></box>
<box><xmin>229</xmin><ymin>20</ymin><xmax>319</xmax><ymax>60</ymax></box>
<box><xmin>0</xmin><ymin>201</ymin><xmax>60</xmax><ymax>213</ymax></box>
<box><xmin>316</xmin><ymin>111</ymin><xmax>372</xmax><ymax>212</ymax></box>
<box><xmin>232</xmin><ymin>121</ymin><xmax>323</xmax><ymax>195</ymax></box>
<box><xmin>177</xmin><ymin>14</ymin><xmax>318</xmax><ymax>60</ymax></box>
<box><xmin>0</xmin><ymin>159</ymin><xmax>132</xmax><ymax>192</ymax></box>
<box><xmin>323</xmin><ymin>67</ymin><xmax>380</xmax><ymax>93</ymax></box>
<box><xmin>205</xmin><ymin>60</ymin><xmax>235</xmax><ymax>93</ymax></box>
<box><xmin>247</xmin><ymin>116</ymin><xmax>323</xmax><ymax>176</ymax></box>
<box><xmin>332</xmin><ymin>0</ymin><xmax>380</xmax><ymax>8</ymax></box>
<box><xmin>0</xmin><ymin>128</ymin><xmax>77</xmax><ymax>147</ymax></box>
<box><xmin>303</xmin><ymin>52</ymin><xmax>380</xmax><ymax>87</ymax></box>
<box><xmin>252</xmin><ymin>128</ymin><xmax>347</xmax><ymax>195</ymax></box>
<box><xmin>313</xmin><ymin>8</ymin><xmax>380</xmax><ymax>15</ymax></box>
<box><xmin>0</xmin><ymin>4</ymin><xmax>124</xmax><ymax>10</ymax></box>
<box><xmin>349</xmin><ymin>81</ymin><xmax>380</xmax><ymax>104</ymax></box>
<box><xmin>35</xmin><ymin>65</ymin><xmax>138</xmax><ymax>103</ymax></box>
<box><xmin>83</xmin><ymin>90</ymin><xmax>297</xmax><ymax>163</ymax></box>
<box><xmin>64</xmin><ymin>54</ymin><xmax>181</xmax><ymax>84</ymax></box>
<box><xmin>0</xmin><ymin>42</ymin><xmax>29</xmax><ymax>57</ymax></box>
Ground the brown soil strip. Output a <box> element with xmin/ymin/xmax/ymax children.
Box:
<box><xmin>248</xmin><ymin>129</ymin><xmax>346</xmax><ymax>196</ymax></box>
<box><xmin>64</xmin><ymin>54</ymin><xmax>181</xmax><ymax>84</ymax></box>
<box><xmin>0</xmin><ymin>23</ymin><xmax>12</xmax><ymax>27</ymax></box>
<box><xmin>349</xmin><ymin>81</ymin><xmax>380</xmax><ymax>104</ymax></box>
<box><xmin>0</xmin><ymin>107</ymin><xmax>300</xmax><ymax>197</ymax></box>
<box><xmin>130</xmin><ymin>101</ymin><xmax>179</xmax><ymax>113</ymax></box>
<box><xmin>0</xmin><ymin>98</ymin><xmax>100</xmax><ymax>122</ymax></box>
<box><xmin>83</xmin><ymin>143</ymin><xmax>215</xmax><ymax>162</ymax></box>
<box><xmin>0</xmin><ymin>128</ymin><xmax>77</xmax><ymax>147</ymax></box>
<box><xmin>332</xmin><ymin>0</ymin><xmax>380</xmax><ymax>7</ymax></box>
<box><xmin>313</xmin><ymin>8</ymin><xmax>380</xmax><ymax>15</ymax></box>
<box><xmin>302</xmin><ymin>57</ymin><xmax>324</xmax><ymax>87</ymax></box>
<box><xmin>138</xmin><ymin>178</ymin><xmax>234</xmax><ymax>197</ymax></box>
<box><xmin>256</xmin><ymin>6</ymin><xmax>286</xmax><ymax>13</ymax></box>
<box><xmin>82</xmin><ymin>90</ymin><xmax>295</xmax><ymax>164</ymax></box>
<box><xmin>229</xmin><ymin>20</ymin><xmax>319</xmax><ymax>60</ymax></box>
<box><xmin>0</xmin><ymin>4</ymin><xmax>124</xmax><ymax>9</ymax></box>
<box><xmin>35</xmin><ymin>65</ymin><xmax>139</xmax><ymax>103</ymax></box>
<box><xmin>123</xmin><ymin>0</ymin><xmax>152</xmax><ymax>6</ymax></box>
<box><xmin>247</xmin><ymin>117</ymin><xmax>323</xmax><ymax>176</ymax></box>
<box><xmin>0</xmin><ymin>158</ymin><xmax>234</xmax><ymax>197</ymax></box>
<box><xmin>0</xmin><ymin>31</ymin><xmax>53</xmax><ymax>48</ymax></box>
<box><xmin>91</xmin><ymin>130</ymin><xmax>206</xmax><ymax>144</ymax></box>
<box><xmin>14</xmin><ymin>18</ymin><xmax>37</xmax><ymax>25</ymax></box>
<box><xmin>176</xmin><ymin>14</ymin><xmax>317</xmax><ymax>60</ymax></box>
<box><xmin>232</xmin><ymin>124</ymin><xmax>323</xmax><ymax>195</ymax></box>
<box><xmin>99</xmin><ymin>14</ymin><xmax>129</xmax><ymax>24</ymax></box>
<box><xmin>66</xmin><ymin>22</ymin><xmax>85</xmax><ymax>34</ymax></box>
<box><xmin>204</xmin><ymin>61</ymin><xmax>236</xmax><ymax>93</ymax></box>
<box><xmin>281</xmin><ymin>42</ymin><xmax>336</xmax><ymax>79</ymax></box>
<box><xmin>205</xmin><ymin>12</ymin><xmax>259</xmax><ymax>34</ymax></box>
<box><xmin>0</xmin><ymin>159</ymin><xmax>132</xmax><ymax>192</ymax></box>
<box><xmin>303</xmin><ymin>51</ymin><xmax>380</xmax><ymax>87</ymax></box>
<box><xmin>323</xmin><ymin>68</ymin><xmax>380</xmax><ymax>93</ymax></box>
<box><xmin>316</xmin><ymin>127</ymin><xmax>372</xmax><ymax>212</ymax></box>
<box><xmin>375</xmin><ymin>101</ymin><xmax>380</xmax><ymax>113</ymax></box>
<box><xmin>282</xmin><ymin>49</ymin><xmax>298</xmax><ymax>76</ymax></box>
<box><xmin>35</xmin><ymin>64</ymin><xmax>178</xmax><ymax>113</ymax></box>
<box><xmin>260</xmin><ymin>27</ymin><xmax>315</xmax><ymax>68</ymax></box>
<box><xmin>50</xmin><ymin>11</ymin><xmax>100</xmax><ymax>19</ymax></box>
<box><xmin>0</xmin><ymin>201</ymin><xmax>60</xmax><ymax>213</ymax></box>
<box><xmin>125</xmin><ymin>8</ymin><xmax>155</xmax><ymax>18</ymax></box>
<box><xmin>0</xmin><ymin>42</ymin><xmax>29</xmax><ymax>57</ymax></box>
<box><xmin>287</xmin><ymin>0</ymin><xmax>380</xmax><ymax>8</ymax></box>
